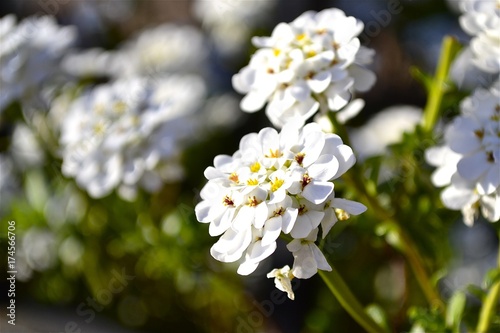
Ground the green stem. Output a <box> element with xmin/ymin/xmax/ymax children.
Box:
<box><xmin>384</xmin><ymin>220</ymin><xmax>445</xmax><ymax>311</ymax></box>
<box><xmin>328</xmin><ymin>120</ymin><xmax>444</xmax><ymax>310</ymax></box>
<box><xmin>476</xmin><ymin>237</ymin><xmax>500</xmax><ymax>332</ymax></box>
<box><xmin>319</xmin><ymin>268</ymin><xmax>388</xmax><ymax>333</ymax></box>
<box><xmin>422</xmin><ymin>36</ymin><xmax>461</xmax><ymax>133</ymax></box>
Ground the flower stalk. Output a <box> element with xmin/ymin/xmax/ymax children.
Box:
<box><xmin>422</xmin><ymin>36</ymin><xmax>461</xmax><ymax>133</ymax></box>
<box><xmin>326</xmin><ymin>110</ymin><xmax>445</xmax><ymax>311</ymax></box>
<box><xmin>319</xmin><ymin>267</ymin><xmax>388</xmax><ymax>333</ymax></box>
<box><xmin>476</xmin><ymin>234</ymin><xmax>500</xmax><ymax>332</ymax></box>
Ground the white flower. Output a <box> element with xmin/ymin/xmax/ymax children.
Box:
<box><xmin>267</xmin><ymin>265</ymin><xmax>295</xmax><ymax>300</ymax></box>
<box><xmin>9</xmin><ymin>123</ymin><xmax>45</xmax><ymax>170</ymax></box>
<box><xmin>286</xmin><ymin>228</ymin><xmax>331</xmax><ymax>279</ymax></box>
<box><xmin>195</xmin><ymin>122</ymin><xmax>366</xmax><ymax>287</ymax></box>
<box><xmin>426</xmin><ymin>83</ymin><xmax>500</xmax><ymax>224</ymax></box>
<box><xmin>193</xmin><ymin>0</ymin><xmax>277</xmax><ymax>56</ymax></box>
<box><xmin>109</xmin><ymin>24</ymin><xmax>207</xmax><ymax>78</ymax></box>
<box><xmin>0</xmin><ymin>154</ymin><xmax>18</xmax><ymax>215</ymax></box>
<box><xmin>61</xmin><ymin>48</ymin><xmax>116</xmax><ymax>78</ymax></box>
<box><xmin>456</xmin><ymin>0</ymin><xmax>500</xmax><ymax>74</ymax></box>
<box><xmin>321</xmin><ymin>194</ymin><xmax>367</xmax><ymax>238</ymax></box>
<box><xmin>232</xmin><ymin>8</ymin><xmax>376</xmax><ymax>128</ymax></box>
<box><xmin>0</xmin><ymin>15</ymin><xmax>76</xmax><ymax>111</ymax></box>
<box><xmin>59</xmin><ymin>76</ymin><xmax>206</xmax><ymax>199</ymax></box>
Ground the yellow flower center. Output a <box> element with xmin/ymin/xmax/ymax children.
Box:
<box><xmin>223</xmin><ymin>195</ymin><xmax>234</xmax><ymax>206</ymax></box>
<box><xmin>265</xmin><ymin>149</ymin><xmax>283</xmax><ymax>158</ymax></box>
<box><xmin>229</xmin><ymin>172</ymin><xmax>239</xmax><ymax>183</ymax></box>
<box><xmin>270</xmin><ymin>178</ymin><xmax>285</xmax><ymax>192</ymax></box>
<box><xmin>247</xmin><ymin>178</ymin><xmax>259</xmax><ymax>186</ymax></box>
<box><xmin>247</xmin><ymin>196</ymin><xmax>260</xmax><ymax>207</ymax></box>
<box><xmin>250</xmin><ymin>162</ymin><xmax>261</xmax><ymax>173</ymax></box>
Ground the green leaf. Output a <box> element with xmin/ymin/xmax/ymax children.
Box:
<box><xmin>410</xmin><ymin>66</ymin><xmax>433</xmax><ymax>93</ymax></box>
<box><xmin>445</xmin><ymin>290</ymin><xmax>466</xmax><ymax>332</ymax></box>
<box><xmin>483</xmin><ymin>268</ymin><xmax>500</xmax><ymax>289</ymax></box>
<box><xmin>466</xmin><ymin>284</ymin><xmax>486</xmax><ymax>301</ymax></box>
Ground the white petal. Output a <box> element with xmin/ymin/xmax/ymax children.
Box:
<box><xmin>349</xmin><ymin>65</ymin><xmax>376</xmax><ymax>92</ymax></box>
<box><xmin>240</xmin><ymin>91</ymin><xmax>267</xmax><ymax>112</ymax></box>
<box><xmin>320</xmin><ymin>209</ymin><xmax>337</xmax><ymax>238</ymax></box>
<box><xmin>254</xmin><ymin>202</ymin><xmax>269</xmax><ymax>229</ymax></box>
<box><xmin>477</xmin><ymin>166</ymin><xmax>500</xmax><ymax>195</ymax></box>
<box><xmin>210</xmin><ymin>227</ymin><xmax>252</xmax><ymax>263</ymax></box>
<box><xmin>457</xmin><ymin>152</ymin><xmax>490</xmax><ymax>181</ymax></box>
<box><xmin>290</xmin><ymin>211</ymin><xmax>324</xmax><ymax>238</ymax></box>
<box><xmin>291</xmin><ymin>246</ymin><xmax>317</xmax><ymax>279</ymax></box>
<box><xmin>331</xmin><ymin>198</ymin><xmax>367</xmax><ymax>215</ymax></box>
<box><xmin>237</xmin><ymin>261</ymin><xmax>259</xmax><ymax>276</ymax></box>
<box><xmin>262</xmin><ymin>217</ymin><xmax>282</xmax><ymax>246</ymax></box>
<box><xmin>307</xmin><ymin>155</ymin><xmax>339</xmax><ymax>181</ymax></box>
<box><xmin>209</xmin><ymin>208</ymin><xmax>236</xmax><ymax>236</ymax></box>
<box><xmin>329</xmin><ymin>144</ymin><xmax>355</xmax><ymax>179</ymax></box>
<box><xmin>289</xmin><ymin>81</ymin><xmax>311</xmax><ymax>102</ymax></box>
<box><xmin>307</xmin><ymin>70</ymin><xmax>332</xmax><ymax>93</ymax></box>
<box><xmin>195</xmin><ymin>200</ymin><xmax>212</xmax><ymax>223</ymax></box>
<box><xmin>302</xmin><ymin>181</ymin><xmax>334</xmax><ymax>204</ymax></box>
<box><xmin>282</xmin><ymin>208</ymin><xmax>298</xmax><ymax>234</ymax></box>
<box><xmin>327</xmin><ymin>90</ymin><xmax>351</xmax><ymax>111</ymax></box>
<box><xmin>311</xmin><ymin>244</ymin><xmax>332</xmax><ymax>271</ymax></box>
<box><xmin>480</xmin><ymin>194</ymin><xmax>500</xmax><ymax>222</ymax></box>
<box><xmin>441</xmin><ymin>185</ymin><xmax>477</xmax><ymax>210</ymax></box>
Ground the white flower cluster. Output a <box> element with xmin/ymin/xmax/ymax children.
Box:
<box><xmin>62</xmin><ymin>23</ymin><xmax>207</xmax><ymax>79</ymax></box>
<box><xmin>232</xmin><ymin>8</ymin><xmax>376</xmax><ymax>128</ymax></box>
<box><xmin>60</xmin><ymin>76</ymin><xmax>206</xmax><ymax>200</ymax></box>
<box><xmin>458</xmin><ymin>0</ymin><xmax>500</xmax><ymax>74</ymax></box>
<box><xmin>195</xmin><ymin>123</ymin><xmax>366</xmax><ymax>299</ymax></box>
<box><xmin>426</xmin><ymin>82</ymin><xmax>500</xmax><ymax>225</ymax></box>
<box><xmin>0</xmin><ymin>15</ymin><xmax>76</xmax><ymax>111</ymax></box>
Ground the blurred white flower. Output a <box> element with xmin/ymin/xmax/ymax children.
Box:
<box><xmin>0</xmin><ymin>154</ymin><xmax>18</xmax><ymax>214</ymax></box>
<box><xmin>193</xmin><ymin>0</ymin><xmax>277</xmax><ymax>56</ymax></box>
<box><xmin>455</xmin><ymin>0</ymin><xmax>500</xmax><ymax>75</ymax></box>
<box><xmin>267</xmin><ymin>265</ymin><xmax>295</xmax><ymax>300</ymax></box>
<box><xmin>426</xmin><ymin>83</ymin><xmax>500</xmax><ymax>224</ymax></box>
<box><xmin>110</xmin><ymin>24</ymin><xmax>207</xmax><ymax>78</ymax></box>
<box><xmin>10</xmin><ymin>123</ymin><xmax>45</xmax><ymax>170</ymax></box>
<box><xmin>195</xmin><ymin>123</ymin><xmax>366</xmax><ymax>293</ymax></box>
<box><xmin>60</xmin><ymin>76</ymin><xmax>206</xmax><ymax>199</ymax></box>
<box><xmin>232</xmin><ymin>8</ymin><xmax>376</xmax><ymax>128</ymax></box>
<box><xmin>0</xmin><ymin>15</ymin><xmax>76</xmax><ymax>111</ymax></box>
<box><xmin>18</xmin><ymin>228</ymin><xmax>57</xmax><ymax>276</ymax></box>
<box><xmin>61</xmin><ymin>48</ymin><xmax>116</xmax><ymax>78</ymax></box>
<box><xmin>350</xmin><ymin>105</ymin><xmax>422</xmax><ymax>160</ymax></box>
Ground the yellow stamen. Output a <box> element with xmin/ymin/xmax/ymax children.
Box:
<box><xmin>229</xmin><ymin>172</ymin><xmax>239</xmax><ymax>183</ymax></box>
<box><xmin>270</xmin><ymin>178</ymin><xmax>284</xmax><ymax>192</ymax></box>
<box><xmin>335</xmin><ymin>208</ymin><xmax>350</xmax><ymax>221</ymax></box>
<box><xmin>250</xmin><ymin>162</ymin><xmax>261</xmax><ymax>173</ymax></box>
<box><xmin>295</xmin><ymin>153</ymin><xmax>305</xmax><ymax>165</ymax></box>
<box><xmin>247</xmin><ymin>196</ymin><xmax>260</xmax><ymax>207</ymax></box>
<box><xmin>265</xmin><ymin>149</ymin><xmax>283</xmax><ymax>158</ymax></box>
<box><xmin>223</xmin><ymin>195</ymin><xmax>234</xmax><ymax>206</ymax></box>
<box><xmin>247</xmin><ymin>178</ymin><xmax>259</xmax><ymax>186</ymax></box>
<box><xmin>113</xmin><ymin>101</ymin><xmax>127</xmax><ymax>114</ymax></box>
<box><xmin>296</xmin><ymin>33</ymin><xmax>306</xmax><ymax>41</ymax></box>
